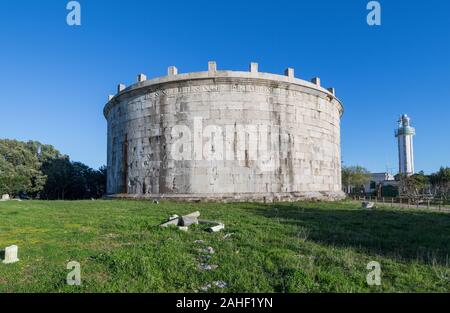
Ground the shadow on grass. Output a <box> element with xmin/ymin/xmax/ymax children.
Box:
<box><xmin>0</xmin><ymin>250</ymin><xmax>4</xmax><ymax>261</ymax></box>
<box><xmin>250</xmin><ymin>202</ymin><xmax>450</xmax><ymax>265</ymax></box>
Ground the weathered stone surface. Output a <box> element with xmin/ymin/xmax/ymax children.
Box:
<box><xmin>178</xmin><ymin>226</ymin><xmax>188</xmax><ymax>231</ymax></box>
<box><xmin>223</xmin><ymin>233</ymin><xmax>234</xmax><ymax>239</ymax></box>
<box><xmin>208</xmin><ymin>223</ymin><xmax>225</xmax><ymax>232</ymax></box>
<box><xmin>311</xmin><ymin>77</ymin><xmax>321</xmax><ymax>86</ymax></box>
<box><xmin>362</xmin><ymin>201</ymin><xmax>375</xmax><ymax>209</ymax></box>
<box><xmin>199</xmin><ymin>263</ymin><xmax>218</xmax><ymax>271</ymax></box>
<box><xmin>104</xmin><ymin>63</ymin><xmax>345</xmax><ymax>202</ymax></box>
<box><xmin>160</xmin><ymin>218</ymin><xmax>180</xmax><ymax>227</ymax></box>
<box><xmin>1</xmin><ymin>194</ymin><xmax>10</xmax><ymax>201</ymax></box>
<box><xmin>180</xmin><ymin>216</ymin><xmax>199</xmax><ymax>226</ymax></box>
<box><xmin>2</xmin><ymin>245</ymin><xmax>19</xmax><ymax>264</ymax></box>
<box><xmin>199</xmin><ymin>246</ymin><xmax>215</xmax><ymax>254</ymax></box>
<box><xmin>184</xmin><ymin>211</ymin><xmax>200</xmax><ymax>218</ymax></box>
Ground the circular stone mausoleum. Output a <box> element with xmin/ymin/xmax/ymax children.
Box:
<box><xmin>104</xmin><ymin>62</ymin><xmax>344</xmax><ymax>202</ymax></box>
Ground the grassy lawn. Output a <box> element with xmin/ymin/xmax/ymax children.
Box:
<box><xmin>0</xmin><ymin>200</ymin><xmax>449</xmax><ymax>292</ymax></box>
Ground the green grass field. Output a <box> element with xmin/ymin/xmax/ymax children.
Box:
<box><xmin>0</xmin><ymin>200</ymin><xmax>449</xmax><ymax>292</ymax></box>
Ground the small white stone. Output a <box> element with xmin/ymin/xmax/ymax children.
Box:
<box><xmin>117</xmin><ymin>84</ymin><xmax>126</xmax><ymax>93</ymax></box>
<box><xmin>2</xmin><ymin>245</ymin><xmax>19</xmax><ymax>264</ymax></box>
<box><xmin>208</xmin><ymin>61</ymin><xmax>217</xmax><ymax>72</ymax></box>
<box><xmin>168</xmin><ymin>66</ymin><xmax>178</xmax><ymax>76</ymax></box>
<box><xmin>284</xmin><ymin>67</ymin><xmax>294</xmax><ymax>78</ymax></box>
<box><xmin>249</xmin><ymin>62</ymin><xmax>258</xmax><ymax>73</ymax></box>
<box><xmin>137</xmin><ymin>73</ymin><xmax>147</xmax><ymax>82</ymax></box>
<box><xmin>311</xmin><ymin>77</ymin><xmax>321</xmax><ymax>86</ymax></box>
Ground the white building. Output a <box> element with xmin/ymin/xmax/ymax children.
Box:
<box><xmin>363</xmin><ymin>172</ymin><xmax>397</xmax><ymax>194</ymax></box>
<box><xmin>395</xmin><ymin>114</ymin><xmax>415</xmax><ymax>175</ymax></box>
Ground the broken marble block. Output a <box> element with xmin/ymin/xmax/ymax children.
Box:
<box><xmin>180</xmin><ymin>215</ymin><xmax>199</xmax><ymax>227</ymax></box>
<box><xmin>185</xmin><ymin>211</ymin><xmax>200</xmax><ymax>218</ymax></box>
<box><xmin>362</xmin><ymin>201</ymin><xmax>375</xmax><ymax>209</ymax></box>
<box><xmin>160</xmin><ymin>216</ymin><xmax>180</xmax><ymax>227</ymax></box>
<box><xmin>199</xmin><ymin>263</ymin><xmax>219</xmax><ymax>271</ymax></box>
<box><xmin>208</xmin><ymin>223</ymin><xmax>225</xmax><ymax>233</ymax></box>
<box><xmin>2</xmin><ymin>245</ymin><xmax>19</xmax><ymax>264</ymax></box>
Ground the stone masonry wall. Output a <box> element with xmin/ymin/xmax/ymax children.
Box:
<box><xmin>104</xmin><ymin>63</ymin><xmax>344</xmax><ymax>201</ymax></box>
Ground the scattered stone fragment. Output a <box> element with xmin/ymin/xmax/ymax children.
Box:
<box><xmin>362</xmin><ymin>201</ymin><xmax>375</xmax><ymax>209</ymax></box>
<box><xmin>199</xmin><ymin>255</ymin><xmax>212</xmax><ymax>261</ymax></box>
<box><xmin>208</xmin><ymin>223</ymin><xmax>225</xmax><ymax>233</ymax></box>
<box><xmin>169</xmin><ymin>214</ymin><xmax>179</xmax><ymax>220</ymax></box>
<box><xmin>194</xmin><ymin>240</ymin><xmax>205</xmax><ymax>244</ymax></box>
<box><xmin>223</xmin><ymin>233</ymin><xmax>234</xmax><ymax>239</ymax></box>
<box><xmin>198</xmin><ymin>219</ymin><xmax>218</xmax><ymax>225</ymax></box>
<box><xmin>2</xmin><ymin>245</ymin><xmax>19</xmax><ymax>264</ymax></box>
<box><xmin>203</xmin><ymin>246</ymin><xmax>215</xmax><ymax>254</ymax></box>
<box><xmin>181</xmin><ymin>215</ymin><xmax>199</xmax><ymax>227</ymax></box>
<box><xmin>153</xmin><ymin>200</ymin><xmax>159</xmax><ymax>204</ymax></box>
<box><xmin>178</xmin><ymin>226</ymin><xmax>188</xmax><ymax>232</ymax></box>
<box><xmin>200</xmin><ymin>283</ymin><xmax>212</xmax><ymax>291</ymax></box>
<box><xmin>199</xmin><ymin>263</ymin><xmax>219</xmax><ymax>271</ymax></box>
<box><xmin>213</xmin><ymin>280</ymin><xmax>228</xmax><ymax>288</ymax></box>
<box><xmin>184</xmin><ymin>211</ymin><xmax>200</xmax><ymax>218</ymax></box>
<box><xmin>160</xmin><ymin>218</ymin><xmax>180</xmax><ymax>228</ymax></box>
<box><xmin>200</xmin><ymin>280</ymin><xmax>227</xmax><ymax>291</ymax></box>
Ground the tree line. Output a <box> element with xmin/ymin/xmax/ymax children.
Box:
<box><xmin>0</xmin><ymin>139</ymin><xmax>106</xmax><ymax>199</ymax></box>
<box><xmin>342</xmin><ymin>165</ymin><xmax>450</xmax><ymax>201</ymax></box>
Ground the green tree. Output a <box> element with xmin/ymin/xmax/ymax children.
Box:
<box><xmin>0</xmin><ymin>139</ymin><xmax>60</xmax><ymax>196</ymax></box>
<box><xmin>429</xmin><ymin>167</ymin><xmax>450</xmax><ymax>199</ymax></box>
<box><xmin>341</xmin><ymin>165</ymin><xmax>371</xmax><ymax>194</ymax></box>
<box><xmin>396</xmin><ymin>171</ymin><xmax>429</xmax><ymax>198</ymax></box>
<box><xmin>0</xmin><ymin>138</ymin><xmax>106</xmax><ymax>199</ymax></box>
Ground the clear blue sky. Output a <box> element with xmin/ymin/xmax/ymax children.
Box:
<box><xmin>1</xmin><ymin>0</ymin><xmax>449</xmax><ymax>173</ymax></box>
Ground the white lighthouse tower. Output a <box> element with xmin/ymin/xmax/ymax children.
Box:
<box><xmin>395</xmin><ymin>114</ymin><xmax>415</xmax><ymax>175</ymax></box>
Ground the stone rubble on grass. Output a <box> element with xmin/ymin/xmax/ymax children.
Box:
<box><xmin>198</xmin><ymin>246</ymin><xmax>215</xmax><ymax>254</ymax></box>
<box><xmin>200</xmin><ymin>280</ymin><xmax>228</xmax><ymax>291</ymax></box>
<box><xmin>198</xmin><ymin>263</ymin><xmax>219</xmax><ymax>271</ymax></box>
<box><xmin>153</xmin><ymin>200</ymin><xmax>159</xmax><ymax>204</ymax></box>
<box><xmin>1</xmin><ymin>194</ymin><xmax>10</xmax><ymax>201</ymax></box>
<box><xmin>362</xmin><ymin>201</ymin><xmax>376</xmax><ymax>209</ymax></box>
<box><xmin>213</xmin><ymin>280</ymin><xmax>228</xmax><ymax>288</ymax></box>
<box><xmin>159</xmin><ymin>211</ymin><xmax>225</xmax><ymax>232</ymax></box>
<box><xmin>2</xmin><ymin>245</ymin><xmax>19</xmax><ymax>264</ymax></box>
<box><xmin>198</xmin><ymin>219</ymin><xmax>225</xmax><ymax>232</ymax></box>
<box><xmin>181</xmin><ymin>215</ymin><xmax>199</xmax><ymax>227</ymax></box>
<box><xmin>194</xmin><ymin>240</ymin><xmax>205</xmax><ymax>244</ymax></box>
<box><xmin>159</xmin><ymin>217</ymin><xmax>180</xmax><ymax>228</ymax></box>
<box><xmin>223</xmin><ymin>233</ymin><xmax>234</xmax><ymax>239</ymax></box>
<box><xmin>199</xmin><ymin>255</ymin><xmax>212</xmax><ymax>261</ymax></box>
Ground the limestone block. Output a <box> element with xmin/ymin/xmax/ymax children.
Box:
<box><xmin>362</xmin><ymin>202</ymin><xmax>375</xmax><ymax>209</ymax></box>
<box><xmin>311</xmin><ymin>77</ymin><xmax>321</xmax><ymax>86</ymax></box>
<box><xmin>168</xmin><ymin>66</ymin><xmax>178</xmax><ymax>76</ymax></box>
<box><xmin>284</xmin><ymin>68</ymin><xmax>294</xmax><ymax>78</ymax></box>
<box><xmin>117</xmin><ymin>84</ymin><xmax>126</xmax><ymax>93</ymax></box>
<box><xmin>160</xmin><ymin>217</ymin><xmax>180</xmax><ymax>227</ymax></box>
<box><xmin>208</xmin><ymin>61</ymin><xmax>217</xmax><ymax>72</ymax></box>
<box><xmin>180</xmin><ymin>215</ymin><xmax>199</xmax><ymax>226</ymax></box>
<box><xmin>249</xmin><ymin>62</ymin><xmax>258</xmax><ymax>73</ymax></box>
<box><xmin>2</xmin><ymin>245</ymin><xmax>19</xmax><ymax>264</ymax></box>
<box><xmin>137</xmin><ymin>73</ymin><xmax>147</xmax><ymax>82</ymax></box>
